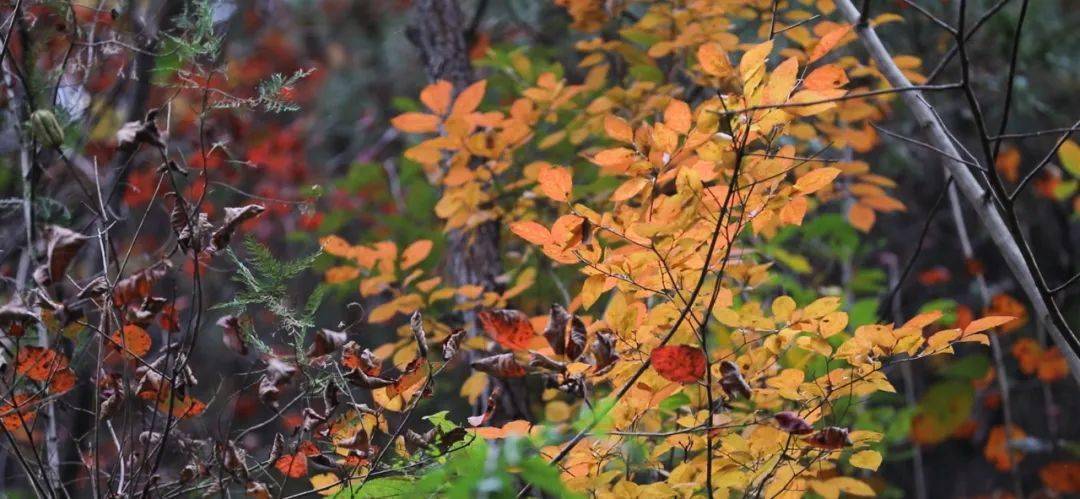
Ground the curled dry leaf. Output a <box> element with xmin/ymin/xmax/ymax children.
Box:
<box><xmin>528</xmin><ymin>351</ymin><xmax>567</xmax><ymax>373</ymax></box>
<box><xmin>301</xmin><ymin>407</ymin><xmax>328</xmax><ymax>433</ymax></box>
<box><xmin>269</xmin><ymin>433</ymin><xmax>285</xmax><ymax>464</ymax></box>
<box><xmin>217</xmin><ymin>315</ymin><xmax>248</xmax><ymax>355</ymax></box>
<box><xmin>116</xmin><ymin>109</ymin><xmax>164</xmax><ymax>151</ymax></box>
<box><xmin>478</xmin><ymin>309</ymin><xmax>536</xmax><ymax>350</ymax></box>
<box><xmin>442</xmin><ymin>328</ymin><xmax>466</xmax><ymax>361</ymax></box>
<box><xmin>0</xmin><ymin>302</ymin><xmax>38</xmax><ymax>326</ymax></box>
<box><xmin>467</xmin><ymin>386</ymin><xmax>502</xmax><ymax>426</ymax></box>
<box><xmin>209</xmin><ymin>204</ymin><xmax>266</xmax><ymax>253</ymax></box>
<box><xmin>245</xmin><ymin>481</ymin><xmax>270</xmax><ymax>499</ymax></box>
<box><xmin>405</xmin><ymin>428</ymin><xmax>436</xmax><ymax>450</ymax></box>
<box><xmin>339</xmin><ymin>426</ymin><xmax>370</xmax><ymax>452</ymax></box>
<box><xmin>720</xmin><ymin>360</ymin><xmax>752</xmax><ymax>399</ymax></box>
<box><xmin>806</xmin><ymin>426</ymin><xmax>853</xmax><ymax>450</ymax></box>
<box><xmin>650</xmin><ymin>345</ymin><xmax>706</xmax><ymax>383</ymax></box>
<box><xmin>566</xmin><ymin>315</ymin><xmax>587</xmax><ymax>361</ymax></box>
<box><xmin>308</xmin><ymin>328</ymin><xmax>347</xmax><ymax>358</ymax></box>
<box><xmin>113</xmin><ymin>261</ymin><xmax>170</xmax><ymax>306</ymax></box>
<box><xmin>346</xmin><ymin>368</ymin><xmax>397</xmax><ymax>390</ymax></box>
<box><xmin>470</xmin><ymin>353</ymin><xmax>526</xmax><ymax>378</ymax></box>
<box><xmin>33</xmin><ymin>225</ymin><xmax>89</xmax><ymax>287</ymax></box>
<box><xmin>591</xmin><ymin>329</ymin><xmax>619</xmax><ymax>374</ymax></box>
<box><xmin>409</xmin><ymin>311</ymin><xmax>429</xmax><ymax>358</ymax></box>
<box><xmin>259</xmin><ymin>356</ymin><xmax>298</xmax><ymax>407</ymax></box>
<box><xmin>774</xmin><ymin>411</ymin><xmax>814</xmax><ymax>435</ymax></box>
<box><xmin>342</xmin><ymin>341</ymin><xmax>381</xmax><ymax>375</ymax></box>
<box><xmin>220</xmin><ymin>440</ymin><xmax>249</xmax><ymax>480</ymax></box>
<box><xmin>543</xmin><ymin>304</ymin><xmax>571</xmax><ymax>356</ymax></box>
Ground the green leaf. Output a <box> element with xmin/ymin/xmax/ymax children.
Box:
<box><xmin>334</xmin><ymin>477</ymin><xmax>418</xmax><ymax>498</ymax></box>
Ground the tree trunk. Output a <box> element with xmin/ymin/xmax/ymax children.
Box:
<box><xmin>410</xmin><ymin>0</ymin><xmax>529</xmax><ymax>421</ymax></box>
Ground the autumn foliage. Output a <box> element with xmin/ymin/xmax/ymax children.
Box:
<box><xmin>0</xmin><ymin>0</ymin><xmax>1077</xmax><ymax>498</ymax></box>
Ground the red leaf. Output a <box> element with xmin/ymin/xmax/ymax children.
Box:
<box><xmin>478</xmin><ymin>309</ymin><xmax>536</xmax><ymax>350</ymax></box>
<box><xmin>650</xmin><ymin>345</ymin><xmax>706</xmax><ymax>383</ymax></box>
<box><xmin>274</xmin><ymin>453</ymin><xmax>308</xmax><ymax>478</ymax></box>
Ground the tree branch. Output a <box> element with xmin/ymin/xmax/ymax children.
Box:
<box><xmin>834</xmin><ymin>0</ymin><xmax>1080</xmax><ymax>384</ymax></box>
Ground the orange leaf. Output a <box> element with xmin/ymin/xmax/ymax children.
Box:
<box><xmin>963</xmin><ymin>316</ymin><xmax>1016</xmax><ymax>334</ymax></box>
<box><xmin>0</xmin><ymin>394</ymin><xmax>35</xmax><ymax>431</ymax></box>
<box><xmin>984</xmin><ymin>425</ymin><xmax>1026</xmax><ymax>472</ymax></box>
<box><xmin>651</xmin><ymin>345</ymin><xmax>706</xmax><ymax>383</ymax></box>
<box><xmin>604</xmin><ymin>115</ymin><xmax>634</xmax><ymax>143</ymax></box>
<box><xmin>400</xmin><ymin>240</ymin><xmax>433</xmax><ymax>269</ymax></box>
<box><xmin>16</xmin><ymin>347</ymin><xmax>68</xmax><ymax>382</ymax></box>
<box><xmin>803</xmin><ymin>64</ymin><xmax>849</xmax><ymax>91</ymax></box>
<box><xmin>848</xmin><ymin>203</ymin><xmax>875</xmax><ymax>232</ymax></box>
<box><xmin>420</xmin><ymin>80</ymin><xmax>453</xmax><ymax>115</ymax></box>
<box><xmin>995</xmin><ymin>146</ymin><xmax>1021</xmax><ymax>183</ymax></box>
<box><xmin>451</xmin><ymin>80</ymin><xmax>487</xmax><ymax>116</ymax></box>
<box><xmin>794</xmin><ymin>167</ymin><xmax>841</xmax><ymax>194</ymax></box>
<box><xmin>390</xmin><ymin>112</ymin><xmax>440</xmax><ymax>133</ymax></box>
<box><xmin>809</xmin><ymin>24</ymin><xmax>853</xmax><ymax>63</ymax></box>
<box><xmin>1036</xmin><ymin>347</ymin><xmax>1069</xmax><ymax>383</ymax></box>
<box><xmin>509</xmin><ymin>221</ymin><xmax>552</xmax><ymax>246</ymax></box>
<box><xmin>538</xmin><ymin>166</ymin><xmax>573</xmax><ymax>202</ymax></box>
<box><xmin>111</xmin><ymin>324</ymin><xmax>152</xmax><ymax>357</ymax></box>
<box><xmin>663</xmin><ymin>99</ymin><xmax>692</xmax><ymax>135</ymax></box>
<box><xmin>1039</xmin><ymin>461</ymin><xmax>1080</xmax><ymax>493</ymax></box>
<box><xmin>478</xmin><ymin>310</ymin><xmax>536</xmax><ymax>350</ymax></box>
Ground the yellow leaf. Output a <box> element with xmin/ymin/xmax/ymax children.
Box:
<box><xmin>697</xmin><ymin>42</ymin><xmax>733</xmax><ymax>77</ymax></box>
<box><xmin>819</xmin><ymin>311</ymin><xmax>849</xmax><ymax>337</ymax></box>
<box><xmin>538</xmin><ymin>166</ymin><xmax>573</xmax><ymax>202</ymax></box>
<box><xmin>764</xmin><ymin>57</ymin><xmax>799</xmax><ymax>104</ymax></box>
<box><xmin>849</xmin><ymin>450</ymin><xmax>882</xmax><ymax>471</ymax></box>
<box><xmin>795</xmin><ymin>167</ymin><xmax>841</xmax><ymax>194</ymax></box>
<box><xmin>825</xmin><ymin>477</ymin><xmax>875</xmax><ymax>496</ymax></box>
<box><xmin>739</xmin><ymin>39</ymin><xmax>774</xmax><ymax>83</ymax></box>
<box><xmin>400</xmin><ymin>240</ymin><xmax>433</xmax><ymax>270</ymax></box>
<box><xmin>926</xmin><ymin>328</ymin><xmax>961</xmax><ymax>350</ymax></box>
<box><xmin>580</xmin><ymin>274</ymin><xmax>606</xmax><ymax>310</ymax></box>
<box><xmin>460</xmin><ymin>371</ymin><xmax>488</xmax><ymax>405</ymax></box>
<box><xmin>390</xmin><ymin>112</ymin><xmax>440</xmax><ymax>133</ymax></box>
<box><xmin>779</xmin><ymin>196</ymin><xmax>808</xmax><ymax>225</ymax></box>
<box><xmin>771</xmin><ymin>296</ymin><xmax>796</xmax><ymax>321</ymax></box>
<box><xmin>1058</xmin><ymin>139</ymin><xmax>1080</xmax><ymax>177</ymax></box>
<box><xmin>367</xmin><ymin>300</ymin><xmax>399</xmax><ymax>324</ymax></box>
<box><xmin>804</xmin><ymin>296</ymin><xmax>841</xmax><ymax>318</ymax></box>
<box><xmin>309</xmin><ymin>473</ymin><xmax>342</xmax><ymax>496</ymax></box>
